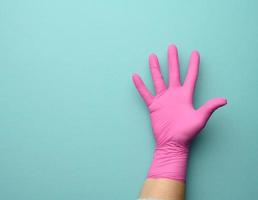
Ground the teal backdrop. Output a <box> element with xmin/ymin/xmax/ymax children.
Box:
<box><xmin>0</xmin><ymin>0</ymin><xmax>257</xmax><ymax>199</ymax></box>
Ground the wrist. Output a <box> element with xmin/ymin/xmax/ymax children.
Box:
<box><xmin>147</xmin><ymin>142</ymin><xmax>189</xmax><ymax>181</ymax></box>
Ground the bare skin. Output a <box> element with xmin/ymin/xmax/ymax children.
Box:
<box><xmin>139</xmin><ymin>179</ymin><xmax>185</xmax><ymax>200</ymax></box>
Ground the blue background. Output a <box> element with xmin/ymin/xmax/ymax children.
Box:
<box><xmin>0</xmin><ymin>0</ymin><xmax>257</xmax><ymax>199</ymax></box>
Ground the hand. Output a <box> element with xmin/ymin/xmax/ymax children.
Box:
<box><xmin>132</xmin><ymin>44</ymin><xmax>227</xmax><ymax>181</ymax></box>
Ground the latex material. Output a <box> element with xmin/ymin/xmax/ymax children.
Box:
<box><xmin>132</xmin><ymin>45</ymin><xmax>227</xmax><ymax>181</ymax></box>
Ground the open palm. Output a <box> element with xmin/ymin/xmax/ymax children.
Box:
<box><xmin>133</xmin><ymin>45</ymin><xmax>227</xmax><ymax>147</ymax></box>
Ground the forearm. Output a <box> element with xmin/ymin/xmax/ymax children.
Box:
<box><xmin>139</xmin><ymin>178</ymin><xmax>185</xmax><ymax>200</ymax></box>
<box><xmin>139</xmin><ymin>143</ymin><xmax>188</xmax><ymax>200</ymax></box>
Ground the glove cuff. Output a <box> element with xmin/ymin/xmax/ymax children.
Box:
<box><xmin>147</xmin><ymin>142</ymin><xmax>189</xmax><ymax>181</ymax></box>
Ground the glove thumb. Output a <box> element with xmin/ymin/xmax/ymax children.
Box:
<box><xmin>198</xmin><ymin>98</ymin><xmax>227</xmax><ymax>119</ymax></box>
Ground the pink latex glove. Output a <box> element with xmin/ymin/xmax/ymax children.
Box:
<box><xmin>132</xmin><ymin>44</ymin><xmax>227</xmax><ymax>181</ymax></box>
